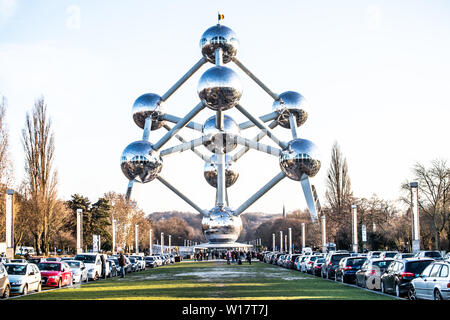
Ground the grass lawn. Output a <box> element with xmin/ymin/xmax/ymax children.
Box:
<box><xmin>17</xmin><ymin>260</ymin><xmax>396</xmax><ymax>300</ymax></box>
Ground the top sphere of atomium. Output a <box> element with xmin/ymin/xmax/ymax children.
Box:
<box><xmin>120</xmin><ymin>140</ymin><xmax>163</xmax><ymax>183</ymax></box>
<box><xmin>279</xmin><ymin>138</ymin><xmax>321</xmax><ymax>181</ymax></box>
<box><xmin>198</xmin><ymin>66</ymin><xmax>243</xmax><ymax>111</ymax></box>
<box><xmin>272</xmin><ymin>91</ymin><xmax>308</xmax><ymax>129</ymax></box>
<box><xmin>132</xmin><ymin>93</ymin><xmax>165</xmax><ymax>130</ymax></box>
<box><xmin>200</xmin><ymin>24</ymin><xmax>239</xmax><ymax>64</ymax></box>
<box><xmin>202</xmin><ymin>206</ymin><xmax>243</xmax><ymax>243</ymax></box>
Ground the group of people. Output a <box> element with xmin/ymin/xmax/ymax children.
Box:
<box><xmin>193</xmin><ymin>250</ymin><xmax>256</xmax><ymax>265</ymax></box>
<box><xmin>225</xmin><ymin>250</ymin><xmax>253</xmax><ymax>265</ymax></box>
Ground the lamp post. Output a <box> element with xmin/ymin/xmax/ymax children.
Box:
<box><xmin>288</xmin><ymin>228</ymin><xmax>292</xmax><ymax>254</ymax></box>
<box><xmin>352</xmin><ymin>205</ymin><xmax>358</xmax><ymax>253</ymax></box>
<box><xmin>135</xmin><ymin>224</ymin><xmax>139</xmax><ymax>253</ymax></box>
<box><xmin>5</xmin><ymin>190</ymin><xmax>14</xmax><ymax>258</ymax></box>
<box><xmin>321</xmin><ymin>215</ymin><xmax>327</xmax><ymax>253</ymax></box>
<box><xmin>161</xmin><ymin>232</ymin><xmax>164</xmax><ymax>254</ymax></box>
<box><xmin>272</xmin><ymin>233</ymin><xmax>275</xmax><ymax>251</ymax></box>
<box><xmin>112</xmin><ymin>219</ymin><xmax>116</xmax><ymax>254</ymax></box>
<box><xmin>76</xmin><ymin>209</ymin><xmax>83</xmax><ymax>254</ymax></box>
<box><xmin>410</xmin><ymin>182</ymin><xmax>421</xmax><ymax>253</ymax></box>
<box><xmin>301</xmin><ymin>222</ymin><xmax>306</xmax><ymax>249</ymax></box>
<box><xmin>149</xmin><ymin>229</ymin><xmax>153</xmax><ymax>256</ymax></box>
<box><xmin>280</xmin><ymin>231</ymin><xmax>283</xmax><ymax>252</ymax></box>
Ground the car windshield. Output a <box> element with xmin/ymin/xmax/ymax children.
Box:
<box><xmin>347</xmin><ymin>258</ymin><xmax>366</xmax><ymax>266</ymax></box>
<box><xmin>405</xmin><ymin>260</ymin><xmax>434</xmax><ymax>274</ymax></box>
<box><xmin>74</xmin><ymin>255</ymin><xmax>96</xmax><ymax>263</ymax></box>
<box><xmin>401</xmin><ymin>254</ymin><xmax>414</xmax><ymax>258</ymax></box>
<box><xmin>373</xmin><ymin>260</ymin><xmax>393</xmax><ymax>268</ymax></box>
<box><xmin>37</xmin><ymin>263</ymin><xmax>61</xmax><ymax>271</ymax></box>
<box><xmin>371</xmin><ymin>252</ymin><xmax>381</xmax><ymax>257</ymax></box>
<box><xmin>65</xmin><ymin>261</ymin><xmax>81</xmax><ymax>268</ymax></box>
<box><xmin>145</xmin><ymin>257</ymin><xmax>154</xmax><ymax>261</ymax></box>
<box><xmin>384</xmin><ymin>252</ymin><xmax>397</xmax><ymax>258</ymax></box>
<box><xmin>5</xmin><ymin>264</ymin><xmax>27</xmax><ymax>275</ymax></box>
<box><xmin>129</xmin><ymin>257</ymin><xmax>136</xmax><ymax>262</ymax></box>
<box><xmin>310</xmin><ymin>256</ymin><xmax>319</xmax><ymax>261</ymax></box>
<box><xmin>317</xmin><ymin>258</ymin><xmax>325</xmax><ymax>263</ymax></box>
<box><xmin>425</xmin><ymin>252</ymin><xmax>441</xmax><ymax>258</ymax></box>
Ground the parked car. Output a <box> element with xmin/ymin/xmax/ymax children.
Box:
<box><xmin>277</xmin><ymin>255</ymin><xmax>286</xmax><ymax>267</ymax></box>
<box><xmin>130</xmin><ymin>255</ymin><xmax>146</xmax><ymax>270</ymax></box>
<box><xmin>272</xmin><ymin>253</ymin><xmax>284</xmax><ymax>265</ymax></box>
<box><xmin>287</xmin><ymin>254</ymin><xmax>301</xmax><ymax>269</ymax></box>
<box><xmin>414</xmin><ymin>251</ymin><xmax>443</xmax><ymax>261</ymax></box>
<box><xmin>381</xmin><ymin>258</ymin><xmax>434</xmax><ymax>297</ymax></box>
<box><xmin>5</xmin><ymin>263</ymin><xmax>41</xmax><ymax>295</ymax></box>
<box><xmin>74</xmin><ymin>253</ymin><xmax>104</xmax><ymax>280</ymax></box>
<box><xmin>60</xmin><ymin>257</ymin><xmax>75</xmax><ymax>261</ymax></box>
<box><xmin>107</xmin><ymin>260</ymin><xmax>119</xmax><ymax>277</ymax></box>
<box><xmin>0</xmin><ymin>263</ymin><xmax>11</xmax><ymax>299</ymax></box>
<box><xmin>335</xmin><ymin>256</ymin><xmax>367</xmax><ymax>284</ymax></box>
<box><xmin>37</xmin><ymin>261</ymin><xmax>72</xmax><ymax>288</ymax></box>
<box><xmin>355</xmin><ymin>258</ymin><xmax>394</xmax><ymax>290</ymax></box>
<box><xmin>379</xmin><ymin>251</ymin><xmax>399</xmax><ymax>259</ymax></box>
<box><xmin>45</xmin><ymin>257</ymin><xmax>61</xmax><ymax>262</ymax></box>
<box><xmin>321</xmin><ymin>252</ymin><xmax>351</xmax><ymax>279</ymax></box>
<box><xmin>444</xmin><ymin>252</ymin><xmax>450</xmax><ymax>262</ymax></box>
<box><xmin>408</xmin><ymin>261</ymin><xmax>450</xmax><ymax>300</ymax></box>
<box><xmin>144</xmin><ymin>256</ymin><xmax>157</xmax><ymax>268</ymax></box>
<box><xmin>64</xmin><ymin>260</ymin><xmax>89</xmax><ymax>284</ymax></box>
<box><xmin>312</xmin><ymin>258</ymin><xmax>325</xmax><ymax>277</ymax></box>
<box><xmin>294</xmin><ymin>255</ymin><xmax>304</xmax><ymax>271</ymax></box>
<box><xmin>27</xmin><ymin>257</ymin><xmax>46</xmax><ymax>264</ymax></box>
<box><xmin>10</xmin><ymin>259</ymin><xmax>27</xmax><ymax>263</ymax></box>
<box><xmin>304</xmin><ymin>255</ymin><xmax>323</xmax><ymax>274</ymax></box>
<box><xmin>393</xmin><ymin>253</ymin><xmax>414</xmax><ymax>260</ymax></box>
<box><xmin>0</xmin><ymin>257</ymin><xmax>11</xmax><ymax>264</ymax></box>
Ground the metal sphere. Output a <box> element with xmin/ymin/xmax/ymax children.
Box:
<box><xmin>272</xmin><ymin>91</ymin><xmax>308</xmax><ymax>129</ymax></box>
<box><xmin>120</xmin><ymin>140</ymin><xmax>163</xmax><ymax>183</ymax></box>
<box><xmin>279</xmin><ymin>139</ymin><xmax>321</xmax><ymax>180</ymax></box>
<box><xmin>204</xmin><ymin>154</ymin><xmax>239</xmax><ymax>188</ymax></box>
<box><xmin>202</xmin><ymin>114</ymin><xmax>240</xmax><ymax>153</ymax></box>
<box><xmin>198</xmin><ymin>66</ymin><xmax>243</xmax><ymax>111</ymax></box>
<box><xmin>200</xmin><ymin>24</ymin><xmax>239</xmax><ymax>64</ymax></box>
<box><xmin>132</xmin><ymin>93</ymin><xmax>165</xmax><ymax>130</ymax></box>
<box><xmin>202</xmin><ymin>206</ymin><xmax>243</xmax><ymax>243</ymax></box>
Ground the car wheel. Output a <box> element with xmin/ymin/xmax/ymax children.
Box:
<box><xmin>2</xmin><ymin>285</ymin><xmax>10</xmax><ymax>299</ymax></box>
<box><xmin>434</xmin><ymin>289</ymin><xmax>443</xmax><ymax>300</ymax></box>
<box><xmin>22</xmin><ymin>284</ymin><xmax>28</xmax><ymax>295</ymax></box>
<box><xmin>408</xmin><ymin>286</ymin><xmax>417</xmax><ymax>300</ymax></box>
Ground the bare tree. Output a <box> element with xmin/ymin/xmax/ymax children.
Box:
<box><xmin>22</xmin><ymin>97</ymin><xmax>58</xmax><ymax>255</ymax></box>
<box><xmin>401</xmin><ymin>159</ymin><xmax>450</xmax><ymax>250</ymax></box>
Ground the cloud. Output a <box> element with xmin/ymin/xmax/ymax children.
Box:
<box><xmin>0</xmin><ymin>0</ymin><xmax>18</xmax><ymax>24</ymax></box>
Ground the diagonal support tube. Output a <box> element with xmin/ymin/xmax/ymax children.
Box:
<box><xmin>161</xmin><ymin>114</ymin><xmax>203</xmax><ymax>132</ymax></box>
<box><xmin>234</xmin><ymin>171</ymin><xmax>286</xmax><ymax>216</ymax></box>
<box><xmin>162</xmin><ymin>124</ymin><xmax>211</xmax><ymax>162</ymax></box>
<box><xmin>153</xmin><ymin>102</ymin><xmax>206</xmax><ymax>151</ymax></box>
<box><xmin>234</xmin><ymin>136</ymin><xmax>281</xmax><ymax>157</ymax></box>
<box><xmin>233</xmin><ymin>120</ymin><xmax>278</xmax><ymax>162</ymax></box>
<box><xmin>232</xmin><ymin>57</ymin><xmax>279</xmax><ymax>101</ymax></box>
<box><xmin>235</xmin><ymin>104</ymin><xmax>288</xmax><ymax>150</ymax></box>
<box><xmin>160</xmin><ymin>136</ymin><xmax>210</xmax><ymax>157</ymax></box>
<box><xmin>125</xmin><ymin>180</ymin><xmax>134</xmax><ymax>201</ymax></box>
<box><xmin>238</xmin><ymin>112</ymin><xmax>279</xmax><ymax>130</ymax></box>
<box><xmin>161</xmin><ymin>57</ymin><xmax>207</xmax><ymax>102</ymax></box>
<box><xmin>300</xmin><ymin>173</ymin><xmax>319</xmax><ymax>223</ymax></box>
<box><xmin>157</xmin><ymin>175</ymin><xmax>208</xmax><ymax>216</ymax></box>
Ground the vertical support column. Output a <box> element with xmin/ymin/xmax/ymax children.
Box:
<box><xmin>112</xmin><ymin>219</ymin><xmax>116</xmax><ymax>254</ymax></box>
<box><xmin>161</xmin><ymin>232</ymin><xmax>164</xmax><ymax>254</ymax></box>
<box><xmin>149</xmin><ymin>229</ymin><xmax>153</xmax><ymax>256</ymax></box>
<box><xmin>280</xmin><ymin>231</ymin><xmax>283</xmax><ymax>252</ymax></box>
<box><xmin>272</xmin><ymin>233</ymin><xmax>275</xmax><ymax>251</ymax></box>
<box><xmin>410</xmin><ymin>182</ymin><xmax>421</xmax><ymax>253</ymax></box>
<box><xmin>142</xmin><ymin>117</ymin><xmax>152</xmax><ymax>141</ymax></box>
<box><xmin>352</xmin><ymin>205</ymin><xmax>358</xmax><ymax>253</ymax></box>
<box><xmin>76</xmin><ymin>209</ymin><xmax>83</xmax><ymax>254</ymax></box>
<box><xmin>5</xmin><ymin>190</ymin><xmax>14</xmax><ymax>255</ymax></box>
<box><xmin>135</xmin><ymin>224</ymin><xmax>139</xmax><ymax>254</ymax></box>
<box><xmin>216</xmin><ymin>151</ymin><xmax>226</xmax><ymax>207</ymax></box>
<box><xmin>321</xmin><ymin>215</ymin><xmax>327</xmax><ymax>253</ymax></box>
<box><xmin>284</xmin><ymin>235</ymin><xmax>287</xmax><ymax>254</ymax></box>
<box><xmin>301</xmin><ymin>223</ymin><xmax>306</xmax><ymax>249</ymax></box>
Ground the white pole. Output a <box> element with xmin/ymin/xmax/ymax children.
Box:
<box><xmin>161</xmin><ymin>232</ymin><xmax>164</xmax><ymax>254</ymax></box>
<box><xmin>272</xmin><ymin>233</ymin><xmax>275</xmax><ymax>251</ymax></box>
<box><xmin>321</xmin><ymin>215</ymin><xmax>327</xmax><ymax>253</ymax></box>
<box><xmin>352</xmin><ymin>205</ymin><xmax>358</xmax><ymax>253</ymax></box>
<box><xmin>112</xmin><ymin>219</ymin><xmax>116</xmax><ymax>254</ymax></box>
<box><xmin>169</xmin><ymin>235</ymin><xmax>172</xmax><ymax>253</ymax></box>
<box><xmin>135</xmin><ymin>224</ymin><xmax>139</xmax><ymax>253</ymax></box>
<box><xmin>301</xmin><ymin>223</ymin><xmax>306</xmax><ymax>249</ymax></box>
<box><xmin>288</xmin><ymin>228</ymin><xmax>292</xmax><ymax>254</ymax></box>
<box><xmin>280</xmin><ymin>231</ymin><xmax>283</xmax><ymax>252</ymax></box>
<box><xmin>76</xmin><ymin>209</ymin><xmax>82</xmax><ymax>254</ymax></box>
<box><xmin>149</xmin><ymin>229</ymin><xmax>153</xmax><ymax>256</ymax></box>
<box><xmin>5</xmin><ymin>190</ymin><xmax>14</xmax><ymax>250</ymax></box>
<box><xmin>410</xmin><ymin>182</ymin><xmax>421</xmax><ymax>253</ymax></box>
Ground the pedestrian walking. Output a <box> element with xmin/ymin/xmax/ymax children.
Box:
<box><xmin>247</xmin><ymin>251</ymin><xmax>252</xmax><ymax>265</ymax></box>
<box><xmin>119</xmin><ymin>252</ymin><xmax>126</xmax><ymax>278</ymax></box>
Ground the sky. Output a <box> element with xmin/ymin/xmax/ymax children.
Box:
<box><xmin>0</xmin><ymin>0</ymin><xmax>449</xmax><ymax>216</ymax></box>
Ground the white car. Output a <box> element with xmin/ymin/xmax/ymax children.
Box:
<box><xmin>153</xmin><ymin>255</ymin><xmax>163</xmax><ymax>267</ymax></box>
<box><xmin>5</xmin><ymin>263</ymin><xmax>41</xmax><ymax>295</ymax></box>
<box><xmin>74</xmin><ymin>253</ymin><xmax>108</xmax><ymax>280</ymax></box>
<box><xmin>65</xmin><ymin>260</ymin><xmax>88</xmax><ymax>284</ymax></box>
<box><xmin>409</xmin><ymin>261</ymin><xmax>450</xmax><ymax>300</ymax></box>
<box><xmin>130</xmin><ymin>255</ymin><xmax>146</xmax><ymax>271</ymax></box>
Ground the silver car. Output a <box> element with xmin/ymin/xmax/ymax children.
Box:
<box><xmin>64</xmin><ymin>260</ymin><xmax>88</xmax><ymax>284</ymax></box>
<box><xmin>409</xmin><ymin>261</ymin><xmax>450</xmax><ymax>300</ymax></box>
<box><xmin>5</xmin><ymin>263</ymin><xmax>41</xmax><ymax>295</ymax></box>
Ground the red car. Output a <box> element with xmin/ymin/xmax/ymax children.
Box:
<box><xmin>37</xmin><ymin>262</ymin><xmax>73</xmax><ymax>288</ymax></box>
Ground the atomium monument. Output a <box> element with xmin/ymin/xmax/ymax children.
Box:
<box><xmin>120</xmin><ymin>20</ymin><xmax>322</xmax><ymax>245</ymax></box>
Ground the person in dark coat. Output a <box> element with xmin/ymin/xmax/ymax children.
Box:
<box><xmin>119</xmin><ymin>252</ymin><xmax>126</xmax><ymax>278</ymax></box>
<box><xmin>246</xmin><ymin>251</ymin><xmax>252</xmax><ymax>264</ymax></box>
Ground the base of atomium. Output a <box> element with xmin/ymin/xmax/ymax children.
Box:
<box><xmin>201</xmin><ymin>206</ymin><xmax>242</xmax><ymax>244</ymax></box>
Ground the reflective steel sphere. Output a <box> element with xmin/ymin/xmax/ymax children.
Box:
<box><xmin>198</xmin><ymin>66</ymin><xmax>243</xmax><ymax>111</ymax></box>
<box><xmin>200</xmin><ymin>24</ymin><xmax>239</xmax><ymax>64</ymax></box>
<box><xmin>132</xmin><ymin>93</ymin><xmax>165</xmax><ymax>130</ymax></box>
<box><xmin>202</xmin><ymin>206</ymin><xmax>243</xmax><ymax>243</ymax></box>
<box><xmin>272</xmin><ymin>91</ymin><xmax>308</xmax><ymax>129</ymax></box>
<box><xmin>204</xmin><ymin>154</ymin><xmax>239</xmax><ymax>188</ymax></box>
<box><xmin>202</xmin><ymin>114</ymin><xmax>240</xmax><ymax>153</ymax></box>
<box><xmin>279</xmin><ymin>139</ymin><xmax>321</xmax><ymax>180</ymax></box>
<box><xmin>120</xmin><ymin>140</ymin><xmax>163</xmax><ymax>183</ymax></box>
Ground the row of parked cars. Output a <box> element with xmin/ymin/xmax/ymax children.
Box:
<box><xmin>0</xmin><ymin>252</ymin><xmax>179</xmax><ymax>299</ymax></box>
<box><xmin>262</xmin><ymin>249</ymin><xmax>450</xmax><ymax>300</ymax></box>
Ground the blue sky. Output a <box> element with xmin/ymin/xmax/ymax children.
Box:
<box><xmin>1</xmin><ymin>0</ymin><xmax>449</xmax><ymax>215</ymax></box>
